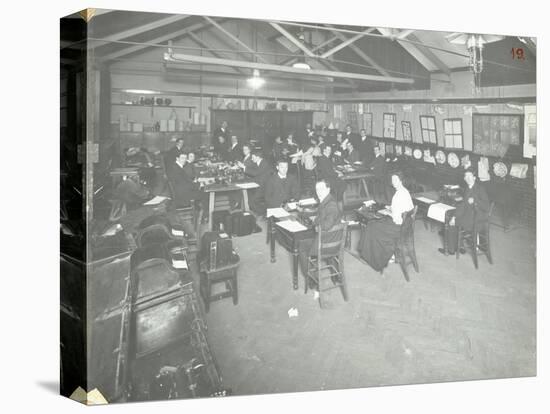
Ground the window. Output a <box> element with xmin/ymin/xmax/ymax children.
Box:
<box><xmin>383</xmin><ymin>113</ymin><xmax>396</xmax><ymax>139</ymax></box>
<box><xmin>443</xmin><ymin>118</ymin><xmax>464</xmax><ymax>149</ymax></box>
<box><xmin>363</xmin><ymin>112</ymin><xmax>373</xmax><ymax>136</ymax></box>
<box><xmin>401</xmin><ymin>121</ymin><xmax>412</xmax><ymax>141</ymax></box>
<box><xmin>420</xmin><ymin>115</ymin><xmax>437</xmax><ymax>144</ymax></box>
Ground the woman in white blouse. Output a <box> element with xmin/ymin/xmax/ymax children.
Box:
<box><xmin>358</xmin><ymin>171</ymin><xmax>414</xmax><ymax>272</ymax></box>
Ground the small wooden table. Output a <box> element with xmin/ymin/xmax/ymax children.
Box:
<box><xmin>203</xmin><ymin>181</ymin><xmax>259</xmax><ymax>231</ymax></box>
<box><xmin>268</xmin><ymin>215</ymin><xmax>315</xmax><ymax>290</ymax></box>
<box><xmin>340</xmin><ymin>168</ymin><xmax>375</xmax><ymax>206</ymax></box>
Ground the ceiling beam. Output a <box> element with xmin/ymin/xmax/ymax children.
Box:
<box><xmin>396</xmin><ymin>29</ymin><xmax>415</xmax><ymax>40</ymax></box>
<box><xmin>99</xmin><ymin>19</ymin><xmax>214</xmax><ymax>61</ymax></box>
<box><xmin>407</xmin><ymin>33</ymin><xmax>452</xmax><ymax>76</ymax></box>
<box><xmin>325</xmin><ymin>26</ymin><xmax>391</xmax><ymax>78</ymax></box>
<box><xmin>100</xmin><ymin>15</ymin><xmax>190</xmax><ymax>42</ymax></box>
<box><xmin>320</xmin><ymin>28</ymin><xmax>375</xmax><ymax>58</ymax></box>
<box><xmin>203</xmin><ymin>16</ymin><xmax>269</xmax><ymax>63</ymax></box>
<box><xmin>187</xmin><ymin>32</ymin><xmax>247</xmax><ymax>75</ymax></box>
<box><xmin>269</xmin><ymin>22</ymin><xmax>317</xmax><ymax>57</ymax></box>
<box><xmin>376</xmin><ymin>27</ymin><xmax>450</xmax><ymax>76</ymax></box>
<box><xmin>164</xmin><ymin>52</ymin><xmax>415</xmax><ymax>84</ymax></box>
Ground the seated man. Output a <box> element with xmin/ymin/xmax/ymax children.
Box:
<box><xmin>439</xmin><ymin>168</ymin><xmax>490</xmax><ymax>255</ymax></box>
<box><xmin>358</xmin><ymin>171</ymin><xmax>414</xmax><ymax>272</ymax></box>
<box><xmin>167</xmin><ymin>152</ymin><xmax>209</xmax><ymax>217</ymax></box>
<box><xmin>265</xmin><ymin>160</ymin><xmax>300</xmax><ymax>209</ymax></box>
<box><xmin>237</xmin><ymin>150</ymin><xmax>272</xmax><ymax>214</ymax></box>
<box><xmin>344</xmin><ymin>141</ymin><xmax>361</xmax><ymax>164</ymax></box>
<box><xmin>226</xmin><ymin>135</ymin><xmax>242</xmax><ymax>163</ymax></box>
<box><xmin>298</xmin><ymin>179</ymin><xmax>343</xmax><ymax>279</ymax></box>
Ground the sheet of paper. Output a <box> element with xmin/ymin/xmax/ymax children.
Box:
<box><xmin>172</xmin><ymin>259</ymin><xmax>188</xmax><ymax>269</ymax></box>
<box><xmin>171</xmin><ymin>229</ymin><xmax>184</xmax><ymax>237</ymax></box>
<box><xmin>377</xmin><ymin>208</ymin><xmax>392</xmax><ymax>216</ymax></box>
<box><xmin>286</xmin><ymin>202</ymin><xmax>297</xmax><ymax>210</ymax></box>
<box><xmin>363</xmin><ymin>200</ymin><xmax>376</xmax><ymax>207</ymax></box>
<box><xmin>143</xmin><ymin>195</ymin><xmax>169</xmax><ymax>205</ymax></box>
<box><xmin>276</xmin><ymin>220</ymin><xmax>308</xmax><ymax>233</ymax></box>
<box><xmin>235</xmin><ymin>182</ymin><xmax>259</xmax><ymax>189</ymax></box>
<box><xmin>266</xmin><ymin>207</ymin><xmax>290</xmax><ymax>218</ymax></box>
<box><xmin>427</xmin><ymin>202</ymin><xmax>455</xmax><ymax>223</ymax></box>
<box><xmin>414</xmin><ymin>196</ymin><xmax>436</xmax><ymax>204</ymax></box>
<box><xmin>299</xmin><ymin>198</ymin><xmax>317</xmax><ymax>206</ymax></box>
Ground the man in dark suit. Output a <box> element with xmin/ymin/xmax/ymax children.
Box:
<box><xmin>344</xmin><ymin>142</ymin><xmax>361</xmax><ymax>164</ymax></box>
<box><xmin>226</xmin><ymin>135</ymin><xmax>243</xmax><ymax>162</ymax></box>
<box><xmin>439</xmin><ymin>168</ymin><xmax>491</xmax><ymax>255</ymax></box>
<box><xmin>167</xmin><ymin>153</ymin><xmax>208</xmax><ymax>211</ymax></box>
<box><xmin>214</xmin><ymin>135</ymin><xmax>229</xmax><ymax>161</ymax></box>
<box><xmin>317</xmin><ymin>145</ymin><xmax>345</xmax><ymax>202</ymax></box>
<box><xmin>265</xmin><ymin>160</ymin><xmax>300</xmax><ymax>209</ymax></box>
<box><xmin>370</xmin><ymin>146</ymin><xmax>388</xmax><ymax>203</ymax></box>
<box><xmin>358</xmin><ymin>129</ymin><xmax>375</xmax><ymax>167</ymax></box>
<box><xmin>212</xmin><ymin>120</ymin><xmax>230</xmax><ymax>145</ymax></box>
<box><xmin>238</xmin><ymin>150</ymin><xmax>272</xmax><ymax>214</ymax></box>
<box><xmin>344</xmin><ymin>124</ymin><xmax>359</xmax><ymax>148</ymax></box>
<box><xmin>164</xmin><ymin>137</ymin><xmax>185</xmax><ymax>167</ymax></box>
<box><xmin>298</xmin><ymin>179</ymin><xmax>343</xmax><ymax>279</ymax></box>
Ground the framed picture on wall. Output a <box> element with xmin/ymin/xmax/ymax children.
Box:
<box><xmin>401</xmin><ymin>121</ymin><xmax>412</xmax><ymax>141</ymax></box>
<box><xmin>383</xmin><ymin>113</ymin><xmax>396</xmax><ymax>138</ymax></box>
<box><xmin>443</xmin><ymin>118</ymin><xmax>464</xmax><ymax>149</ymax></box>
<box><xmin>420</xmin><ymin>115</ymin><xmax>437</xmax><ymax>144</ymax></box>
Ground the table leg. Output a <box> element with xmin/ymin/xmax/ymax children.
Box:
<box><xmin>292</xmin><ymin>247</ymin><xmax>299</xmax><ymax>290</ymax></box>
<box><xmin>443</xmin><ymin>223</ymin><xmax>449</xmax><ymax>255</ymax></box>
<box><xmin>208</xmin><ymin>192</ymin><xmax>215</xmax><ymax>232</ymax></box>
<box><xmin>242</xmin><ymin>189</ymin><xmax>250</xmax><ymax>212</ymax></box>
<box><xmin>270</xmin><ymin>218</ymin><xmax>276</xmax><ymax>263</ymax></box>
<box><xmin>361</xmin><ymin>178</ymin><xmax>371</xmax><ymax>199</ymax></box>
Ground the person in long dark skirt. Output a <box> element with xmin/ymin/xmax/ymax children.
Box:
<box><xmin>358</xmin><ymin>171</ymin><xmax>414</xmax><ymax>272</ymax></box>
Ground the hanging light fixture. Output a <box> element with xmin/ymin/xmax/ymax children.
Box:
<box><xmin>247</xmin><ymin>69</ymin><xmax>265</xmax><ymax>89</ymax></box>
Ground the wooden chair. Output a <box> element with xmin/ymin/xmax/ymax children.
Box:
<box><xmin>305</xmin><ymin>222</ymin><xmax>348</xmax><ymax>308</ymax></box>
<box><xmin>199</xmin><ymin>241</ymin><xmax>240</xmax><ymax>312</ymax></box>
<box><xmin>167</xmin><ymin>180</ymin><xmax>199</xmax><ymax>246</ymax></box>
<box><xmin>393</xmin><ymin>206</ymin><xmax>419</xmax><ymax>282</ymax></box>
<box><xmin>456</xmin><ymin>201</ymin><xmax>495</xmax><ymax>269</ymax></box>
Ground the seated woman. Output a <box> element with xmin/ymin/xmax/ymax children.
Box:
<box><xmin>358</xmin><ymin>171</ymin><xmax>414</xmax><ymax>272</ymax></box>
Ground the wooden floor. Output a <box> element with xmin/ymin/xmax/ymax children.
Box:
<box><xmin>191</xmin><ymin>218</ymin><xmax>536</xmax><ymax>396</ymax></box>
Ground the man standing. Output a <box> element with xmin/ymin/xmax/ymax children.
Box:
<box><xmin>164</xmin><ymin>137</ymin><xmax>185</xmax><ymax>166</ymax></box>
<box><xmin>439</xmin><ymin>168</ymin><xmax>490</xmax><ymax>255</ymax></box>
<box><xmin>298</xmin><ymin>180</ymin><xmax>343</xmax><ymax>279</ymax></box>
<box><xmin>358</xmin><ymin>128</ymin><xmax>375</xmax><ymax>167</ymax></box>
<box><xmin>265</xmin><ymin>160</ymin><xmax>300</xmax><ymax>209</ymax></box>
<box><xmin>370</xmin><ymin>146</ymin><xmax>388</xmax><ymax>203</ymax></box>
<box><xmin>344</xmin><ymin>124</ymin><xmax>359</xmax><ymax>148</ymax></box>
<box><xmin>213</xmin><ymin>120</ymin><xmax>230</xmax><ymax>144</ymax></box>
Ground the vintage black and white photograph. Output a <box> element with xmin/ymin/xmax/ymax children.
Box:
<box><xmin>59</xmin><ymin>5</ymin><xmax>537</xmax><ymax>406</ymax></box>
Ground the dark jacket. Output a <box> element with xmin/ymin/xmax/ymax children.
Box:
<box><xmin>226</xmin><ymin>142</ymin><xmax>243</xmax><ymax>162</ymax></box>
<box><xmin>214</xmin><ymin>141</ymin><xmax>229</xmax><ymax>161</ymax></box>
<box><xmin>371</xmin><ymin>154</ymin><xmax>387</xmax><ymax>178</ymax></box>
<box><xmin>164</xmin><ymin>146</ymin><xmax>182</xmax><ymax>168</ymax></box>
<box><xmin>358</xmin><ymin>137</ymin><xmax>375</xmax><ymax>166</ymax></box>
<box><xmin>244</xmin><ymin>158</ymin><xmax>272</xmax><ymax>186</ymax></box>
<box><xmin>167</xmin><ymin>162</ymin><xmax>201</xmax><ymax>207</ymax></box>
<box><xmin>346</xmin><ymin>148</ymin><xmax>361</xmax><ymax>164</ymax></box>
<box><xmin>344</xmin><ymin>131</ymin><xmax>359</xmax><ymax>147</ymax></box>
<box><xmin>213</xmin><ymin>126</ymin><xmax>231</xmax><ymax>142</ymax></box>
<box><xmin>310</xmin><ymin>194</ymin><xmax>343</xmax><ymax>254</ymax></box>
<box><xmin>265</xmin><ymin>173</ymin><xmax>300</xmax><ymax>208</ymax></box>
<box><xmin>455</xmin><ymin>181</ymin><xmax>491</xmax><ymax>229</ymax></box>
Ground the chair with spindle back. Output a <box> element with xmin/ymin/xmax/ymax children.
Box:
<box><xmin>305</xmin><ymin>222</ymin><xmax>348</xmax><ymax>308</ymax></box>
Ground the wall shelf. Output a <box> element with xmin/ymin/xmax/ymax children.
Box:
<box><xmin>113</xmin><ymin>103</ymin><xmax>196</xmax><ymax>109</ymax></box>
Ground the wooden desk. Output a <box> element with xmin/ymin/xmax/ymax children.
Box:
<box><xmin>413</xmin><ymin>192</ymin><xmax>457</xmax><ymax>255</ymax></box>
<box><xmin>339</xmin><ymin>168</ymin><xmax>374</xmax><ymax>206</ymax></box>
<box><xmin>268</xmin><ymin>216</ymin><xmax>315</xmax><ymax>290</ymax></box>
<box><xmin>203</xmin><ymin>181</ymin><xmax>259</xmax><ymax>231</ymax></box>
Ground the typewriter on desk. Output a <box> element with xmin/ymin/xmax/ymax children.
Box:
<box><xmin>439</xmin><ymin>184</ymin><xmax>464</xmax><ymax>206</ymax></box>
